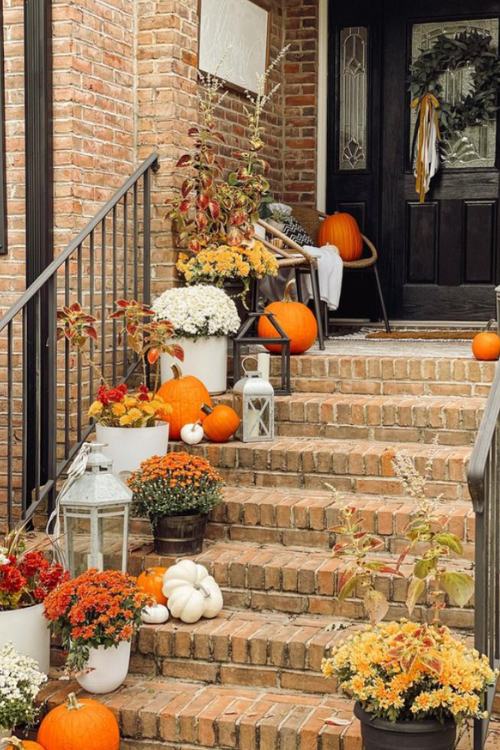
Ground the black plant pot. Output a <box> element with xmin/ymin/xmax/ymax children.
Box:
<box><xmin>154</xmin><ymin>513</ymin><xmax>207</xmax><ymax>556</ymax></box>
<box><xmin>354</xmin><ymin>703</ymin><xmax>457</xmax><ymax>750</ymax></box>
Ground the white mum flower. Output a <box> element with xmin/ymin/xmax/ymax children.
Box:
<box><xmin>152</xmin><ymin>285</ymin><xmax>240</xmax><ymax>339</ymax></box>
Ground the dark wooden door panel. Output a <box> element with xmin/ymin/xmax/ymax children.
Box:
<box><xmin>329</xmin><ymin>0</ymin><xmax>500</xmax><ymax>321</ymax></box>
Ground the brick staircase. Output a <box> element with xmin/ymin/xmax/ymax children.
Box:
<box><xmin>43</xmin><ymin>348</ymin><xmax>500</xmax><ymax>749</ymax></box>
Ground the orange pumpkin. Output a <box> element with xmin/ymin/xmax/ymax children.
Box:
<box><xmin>318</xmin><ymin>212</ymin><xmax>363</xmax><ymax>261</ymax></box>
<box><xmin>5</xmin><ymin>740</ymin><xmax>45</xmax><ymax>750</ymax></box>
<box><xmin>201</xmin><ymin>404</ymin><xmax>240</xmax><ymax>443</ymax></box>
<box><xmin>37</xmin><ymin>692</ymin><xmax>119</xmax><ymax>750</ymax></box>
<box><xmin>137</xmin><ymin>566</ymin><xmax>168</xmax><ymax>605</ymax></box>
<box><xmin>157</xmin><ymin>364</ymin><xmax>212</xmax><ymax>440</ymax></box>
<box><xmin>257</xmin><ymin>281</ymin><xmax>318</xmax><ymax>354</ymax></box>
<box><xmin>472</xmin><ymin>324</ymin><xmax>500</xmax><ymax>361</ymax></box>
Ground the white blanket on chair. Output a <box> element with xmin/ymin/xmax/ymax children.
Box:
<box><xmin>302</xmin><ymin>245</ymin><xmax>343</xmax><ymax>310</ymax></box>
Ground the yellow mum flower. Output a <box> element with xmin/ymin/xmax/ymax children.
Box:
<box><xmin>119</xmin><ymin>414</ymin><xmax>134</xmax><ymax>426</ymax></box>
<box><xmin>88</xmin><ymin>401</ymin><xmax>103</xmax><ymax>417</ymax></box>
<box><xmin>112</xmin><ymin>402</ymin><xmax>126</xmax><ymax>417</ymax></box>
<box><xmin>127</xmin><ymin>408</ymin><xmax>143</xmax><ymax>422</ymax></box>
<box><xmin>124</xmin><ymin>397</ymin><xmax>138</xmax><ymax>408</ymax></box>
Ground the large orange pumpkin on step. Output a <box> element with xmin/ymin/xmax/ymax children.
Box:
<box><xmin>472</xmin><ymin>323</ymin><xmax>500</xmax><ymax>361</ymax></box>
<box><xmin>137</xmin><ymin>566</ymin><xmax>169</xmax><ymax>605</ymax></box>
<box><xmin>37</xmin><ymin>693</ymin><xmax>119</xmax><ymax>750</ymax></box>
<box><xmin>157</xmin><ymin>364</ymin><xmax>212</xmax><ymax>440</ymax></box>
<box><xmin>318</xmin><ymin>212</ymin><xmax>363</xmax><ymax>261</ymax></box>
<box><xmin>201</xmin><ymin>403</ymin><xmax>240</xmax><ymax>442</ymax></box>
<box><xmin>257</xmin><ymin>281</ymin><xmax>318</xmax><ymax>354</ymax></box>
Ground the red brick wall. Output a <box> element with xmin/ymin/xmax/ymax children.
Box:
<box><xmin>283</xmin><ymin>0</ymin><xmax>318</xmax><ymax>207</ymax></box>
<box><xmin>0</xmin><ymin>0</ymin><xmax>320</xmax><ymax>302</ymax></box>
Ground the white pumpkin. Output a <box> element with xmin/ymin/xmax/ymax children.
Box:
<box><xmin>141</xmin><ymin>604</ymin><xmax>169</xmax><ymax>624</ymax></box>
<box><xmin>162</xmin><ymin>559</ymin><xmax>223</xmax><ymax>624</ymax></box>
<box><xmin>180</xmin><ymin>422</ymin><xmax>204</xmax><ymax>445</ymax></box>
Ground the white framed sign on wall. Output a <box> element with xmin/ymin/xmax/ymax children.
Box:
<box><xmin>198</xmin><ymin>0</ymin><xmax>270</xmax><ymax>94</ymax></box>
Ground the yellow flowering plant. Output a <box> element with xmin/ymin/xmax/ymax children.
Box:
<box><xmin>322</xmin><ymin>620</ymin><xmax>496</xmax><ymax>724</ymax></box>
<box><xmin>88</xmin><ymin>384</ymin><xmax>172</xmax><ymax>428</ymax></box>
<box><xmin>176</xmin><ymin>241</ymin><xmax>278</xmax><ymax>294</ymax></box>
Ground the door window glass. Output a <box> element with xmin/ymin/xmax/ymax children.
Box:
<box><xmin>339</xmin><ymin>26</ymin><xmax>368</xmax><ymax>171</ymax></box>
<box><xmin>410</xmin><ymin>19</ymin><xmax>498</xmax><ymax>169</ymax></box>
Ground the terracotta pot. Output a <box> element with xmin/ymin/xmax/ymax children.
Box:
<box><xmin>354</xmin><ymin>703</ymin><xmax>456</xmax><ymax>750</ymax></box>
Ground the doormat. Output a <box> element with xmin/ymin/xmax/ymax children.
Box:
<box><xmin>367</xmin><ymin>330</ymin><xmax>477</xmax><ymax>341</ymax></box>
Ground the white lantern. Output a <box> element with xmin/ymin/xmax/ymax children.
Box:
<box><xmin>60</xmin><ymin>443</ymin><xmax>132</xmax><ymax>576</ymax></box>
<box><xmin>233</xmin><ymin>364</ymin><xmax>275</xmax><ymax>442</ymax></box>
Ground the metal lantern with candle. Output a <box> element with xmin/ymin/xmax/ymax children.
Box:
<box><xmin>58</xmin><ymin>443</ymin><xmax>132</xmax><ymax>576</ymax></box>
<box><xmin>233</xmin><ymin>357</ymin><xmax>275</xmax><ymax>442</ymax></box>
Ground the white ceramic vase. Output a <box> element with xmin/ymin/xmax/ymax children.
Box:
<box><xmin>96</xmin><ymin>422</ymin><xmax>169</xmax><ymax>478</ymax></box>
<box><xmin>0</xmin><ymin>603</ymin><xmax>50</xmax><ymax>674</ymax></box>
<box><xmin>161</xmin><ymin>336</ymin><xmax>228</xmax><ymax>395</ymax></box>
<box><xmin>76</xmin><ymin>640</ymin><xmax>131</xmax><ymax>694</ymax></box>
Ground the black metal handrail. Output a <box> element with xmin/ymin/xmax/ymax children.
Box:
<box><xmin>468</xmin><ymin>363</ymin><xmax>500</xmax><ymax>749</ymax></box>
<box><xmin>0</xmin><ymin>152</ymin><xmax>159</xmax><ymax>529</ymax></box>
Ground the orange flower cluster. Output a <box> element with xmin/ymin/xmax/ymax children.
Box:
<box><xmin>128</xmin><ymin>451</ymin><xmax>224</xmax><ymax>524</ymax></box>
<box><xmin>130</xmin><ymin>452</ymin><xmax>222</xmax><ymax>489</ymax></box>
<box><xmin>44</xmin><ymin>569</ymin><xmax>149</xmax><ymax>673</ymax></box>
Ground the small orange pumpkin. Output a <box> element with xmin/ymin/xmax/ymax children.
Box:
<box><xmin>318</xmin><ymin>211</ymin><xmax>363</xmax><ymax>261</ymax></box>
<box><xmin>137</xmin><ymin>566</ymin><xmax>168</xmax><ymax>605</ymax></box>
<box><xmin>37</xmin><ymin>692</ymin><xmax>119</xmax><ymax>750</ymax></box>
<box><xmin>201</xmin><ymin>404</ymin><xmax>240</xmax><ymax>443</ymax></box>
<box><xmin>472</xmin><ymin>322</ymin><xmax>500</xmax><ymax>361</ymax></box>
<box><xmin>257</xmin><ymin>281</ymin><xmax>318</xmax><ymax>354</ymax></box>
<box><xmin>157</xmin><ymin>364</ymin><xmax>212</xmax><ymax>440</ymax></box>
<box><xmin>4</xmin><ymin>739</ymin><xmax>45</xmax><ymax>750</ymax></box>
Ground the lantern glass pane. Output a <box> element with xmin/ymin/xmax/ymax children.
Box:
<box><xmin>244</xmin><ymin>396</ymin><xmax>274</xmax><ymax>441</ymax></box>
<box><xmin>64</xmin><ymin>505</ymin><xmax>127</xmax><ymax>576</ymax></box>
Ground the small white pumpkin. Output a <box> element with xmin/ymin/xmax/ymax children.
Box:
<box><xmin>141</xmin><ymin>603</ymin><xmax>169</xmax><ymax>624</ymax></box>
<box><xmin>180</xmin><ymin>422</ymin><xmax>204</xmax><ymax>446</ymax></box>
<box><xmin>162</xmin><ymin>559</ymin><xmax>223</xmax><ymax>624</ymax></box>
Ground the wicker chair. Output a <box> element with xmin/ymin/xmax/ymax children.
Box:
<box><xmin>253</xmin><ymin>218</ymin><xmax>325</xmax><ymax>350</ymax></box>
<box><xmin>292</xmin><ymin>206</ymin><xmax>391</xmax><ymax>333</ymax></box>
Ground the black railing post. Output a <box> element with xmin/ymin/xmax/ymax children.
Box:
<box><xmin>143</xmin><ymin>168</ymin><xmax>152</xmax><ymax>306</ymax></box>
<box><xmin>24</xmin><ymin>0</ymin><xmax>53</xmax><ymax>514</ymax></box>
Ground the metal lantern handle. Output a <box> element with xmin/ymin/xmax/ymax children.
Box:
<box><xmin>241</xmin><ymin>355</ymin><xmax>260</xmax><ymax>377</ymax></box>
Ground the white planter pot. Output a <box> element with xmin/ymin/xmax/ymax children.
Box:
<box><xmin>96</xmin><ymin>422</ymin><xmax>169</xmax><ymax>478</ymax></box>
<box><xmin>0</xmin><ymin>603</ymin><xmax>50</xmax><ymax>675</ymax></box>
<box><xmin>161</xmin><ymin>336</ymin><xmax>228</xmax><ymax>395</ymax></box>
<box><xmin>76</xmin><ymin>640</ymin><xmax>131</xmax><ymax>694</ymax></box>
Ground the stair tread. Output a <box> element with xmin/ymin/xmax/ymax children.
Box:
<box><xmin>176</xmin><ymin>435</ymin><xmax>473</xmax><ymax>455</ymax></box>
<box><xmin>274</xmin><ymin>392</ymin><xmax>487</xmax><ymax>406</ymax></box>
<box><xmin>41</xmin><ymin>674</ymin><xmax>360</xmax><ymax>749</ymax></box>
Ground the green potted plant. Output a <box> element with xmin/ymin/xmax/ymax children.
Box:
<box><xmin>322</xmin><ymin>620</ymin><xmax>495</xmax><ymax>750</ymax></box>
<box><xmin>0</xmin><ymin>643</ymin><xmax>47</xmax><ymax>738</ymax></box>
<box><xmin>58</xmin><ymin>299</ymin><xmax>183</xmax><ymax>476</ymax></box>
<box><xmin>165</xmin><ymin>51</ymin><xmax>289</xmax><ymax>308</ymax></box>
<box><xmin>128</xmin><ymin>451</ymin><xmax>223</xmax><ymax>555</ymax></box>
<box><xmin>43</xmin><ymin>569</ymin><xmax>148</xmax><ymax>694</ymax></box>
<box><xmin>0</xmin><ymin>527</ymin><xmax>68</xmax><ymax>675</ymax></box>
<box><xmin>322</xmin><ymin>453</ymin><xmax>494</xmax><ymax>749</ymax></box>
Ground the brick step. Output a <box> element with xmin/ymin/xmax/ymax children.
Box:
<box><xmin>274</xmin><ymin>393</ymin><xmax>484</xmax><ymax>445</ymax></box>
<box><xmin>129</xmin><ymin>488</ymin><xmax>475</xmax><ymax>557</ymax></box>
<box><xmin>131</xmin><ymin>610</ymin><xmax>355</xmax><ymax>693</ymax></box>
<box><xmin>41</xmin><ymin>659</ymin><xmax>500</xmax><ymax>750</ymax></box>
<box><xmin>172</xmin><ymin>438</ymin><xmax>472</xmax><ymax>500</ymax></box>
<box><xmin>41</xmin><ymin>676</ymin><xmax>361</xmax><ymax>750</ymax></box>
<box><xmin>217</xmin><ymin>392</ymin><xmax>485</xmax><ymax>445</ymax></box>
<box><xmin>268</xmin><ymin>354</ymin><xmax>494</xmax><ymax>396</ymax></box>
<box><xmin>129</xmin><ymin>542</ymin><xmax>474</xmax><ymax>630</ymax></box>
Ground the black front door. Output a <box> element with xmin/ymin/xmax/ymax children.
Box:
<box><xmin>328</xmin><ymin>0</ymin><xmax>500</xmax><ymax>320</ymax></box>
